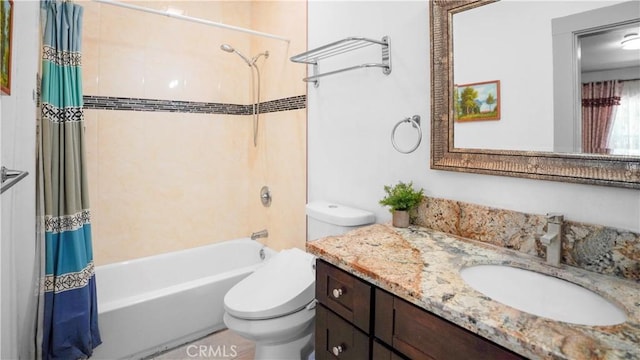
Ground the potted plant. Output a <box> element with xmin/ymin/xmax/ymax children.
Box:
<box><xmin>379</xmin><ymin>181</ymin><xmax>425</xmax><ymax>228</ymax></box>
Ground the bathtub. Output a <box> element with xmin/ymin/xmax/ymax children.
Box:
<box><xmin>91</xmin><ymin>238</ymin><xmax>275</xmax><ymax>360</ymax></box>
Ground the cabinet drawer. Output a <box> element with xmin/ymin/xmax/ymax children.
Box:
<box><xmin>316</xmin><ymin>304</ymin><xmax>370</xmax><ymax>360</ymax></box>
<box><xmin>375</xmin><ymin>289</ymin><xmax>524</xmax><ymax>360</ymax></box>
<box><xmin>372</xmin><ymin>340</ymin><xmax>406</xmax><ymax>360</ymax></box>
<box><xmin>316</xmin><ymin>260</ymin><xmax>372</xmax><ymax>332</ymax></box>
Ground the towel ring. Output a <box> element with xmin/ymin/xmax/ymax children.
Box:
<box><xmin>391</xmin><ymin>115</ymin><xmax>422</xmax><ymax>154</ymax></box>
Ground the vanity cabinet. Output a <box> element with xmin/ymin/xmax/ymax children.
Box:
<box><xmin>315</xmin><ymin>259</ymin><xmax>525</xmax><ymax>360</ymax></box>
<box><xmin>375</xmin><ymin>289</ymin><xmax>524</xmax><ymax>360</ymax></box>
<box><xmin>315</xmin><ymin>259</ymin><xmax>372</xmax><ymax>359</ymax></box>
<box><xmin>316</xmin><ymin>305</ymin><xmax>370</xmax><ymax>359</ymax></box>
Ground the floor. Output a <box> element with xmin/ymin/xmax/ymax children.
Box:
<box><xmin>151</xmin><ymin>330</ymin><xmax>255</xmax><ymax>360</ymax></box>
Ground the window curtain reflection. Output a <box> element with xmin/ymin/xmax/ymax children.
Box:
<box><xmin>581</xmin><ymin>80</ymin><xmax>622</xmax><ymax>154</ymax></box>
<box><xmin>608</xmin><ymin>80</ymin><xmax>640</xmax><ymax>156</ymax></box>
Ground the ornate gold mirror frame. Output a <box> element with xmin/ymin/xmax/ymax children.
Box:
<box><xmin>430</xmin><ymin>0</ymin><xmax>640</xmax><ymax>189</ymax></box>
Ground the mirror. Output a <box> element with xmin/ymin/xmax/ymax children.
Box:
<box><xmin>430</xmin><ymin>0</ymin><xmax>640</xmax><ymax>189</ymax></box>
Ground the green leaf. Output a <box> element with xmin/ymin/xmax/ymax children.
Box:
<box><xmin>379</xmin><ymin>181</ymin><xmax>424</xmax><ymax>211</ymax></box>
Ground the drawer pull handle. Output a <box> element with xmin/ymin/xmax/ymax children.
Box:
<box><xmin>332</xmin><ymin>288</ymin><xmax>343</xmax><ymax>299</ymax></box>
<box><xmin>332</xmin><ymin>345</ymin><xmax>344</xmax><ymax>356</ymax></box>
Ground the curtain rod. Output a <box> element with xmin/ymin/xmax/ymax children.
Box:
<box><xmin>92</xmin><ymin>0</ymin><xmax>290</xmax><ymax>43</ymax></box>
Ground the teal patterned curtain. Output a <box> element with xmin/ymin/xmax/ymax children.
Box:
<box><xmin>36</xmin><ymin>1</ymin><xmax>101</xmax><ymax>358</ymax></box>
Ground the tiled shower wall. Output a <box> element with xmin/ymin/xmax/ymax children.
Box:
<box><xmin>81</xmin><ymin>0</ymin><xmax>307</xmax><ymax>265</ymax></box>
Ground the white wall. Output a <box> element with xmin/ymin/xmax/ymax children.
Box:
<box><xmin>0</xmin><ymin>1</ymin><xmax>39</xmax><ymax>358</ymax></box>
<box><xmin>307</xmin><ymin>1</ymin><xmax>640</xmax><ymax>234</ymax></box>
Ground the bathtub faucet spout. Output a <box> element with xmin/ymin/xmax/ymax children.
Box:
<box><xmin>251</xmin><ymin>229</ymin><xmax>268</xmax><ymax>240</ymax></box>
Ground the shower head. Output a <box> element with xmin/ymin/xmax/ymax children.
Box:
<box><xmin>220</xmin><ymin>44</ymin><xmax>234</xmax><ymax>53</ymax></box>
<box><xmin>220</xmin><ymin>43</ymin><xmax>252</xmax><ymax>66</ymax></box>
<box><xmin>219</xmin><ymin>44</ymin><xmax>269</xmax><ymax>147</ymax></box>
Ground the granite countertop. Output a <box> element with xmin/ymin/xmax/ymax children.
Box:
<box><xmin>306</xmin><ymin>223</ymin><xmax>640</xmax><ymax>360</ymax></box>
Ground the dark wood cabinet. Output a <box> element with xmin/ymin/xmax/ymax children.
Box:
<box><xmin>316</xmin><ymin>259</ymin><xmax>372</xmax><ymax>332</ymax></box>
<box><xmin>316</xmin><ymin>304</ymin><xmax>370</xmax><ymax>360</ymax></box>
<box><xmin>372</xmin><ymin>341</ymin><xmax>406</xmax><ymax>360</ymax></box>
<box><xmin>375</xmin><ymin>289</ymin><xmax>524</xmax><ymax>360</ymax></box>
<box><xmin>315</xmin><ymin>259</ymin><xmax>525</xmax><ymax>360</ymax></box>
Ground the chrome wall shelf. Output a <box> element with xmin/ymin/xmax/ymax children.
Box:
<box><xmin>290</xmin><ymin>36</ymin><xmax>391</xmax><ymax>87</ymax></box>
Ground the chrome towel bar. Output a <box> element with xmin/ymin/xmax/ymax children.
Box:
<box><xmin>302</xmin><ymin>63</ymin><xmax>389</xmax><ymax>83</ymax></box>
<box><xmin>1</xmin><ymin>166</ymin><xmax>29</xmax><ymax>194</ymax></box>
<box><xmin>291</xmin><ymin>36</ymin><xmax>391</xmax><ymax>87</ymax></box>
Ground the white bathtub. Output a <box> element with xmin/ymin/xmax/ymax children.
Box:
<box><xmin>91</xmin><ymin>238</ymin><xmax>275</xmax><ymax>360</ymax></box>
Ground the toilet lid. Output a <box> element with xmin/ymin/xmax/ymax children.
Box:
<box><xmin>224</xmin><ymin>248</ymin><xmax>316</xmax><ymax>320</ymax></box>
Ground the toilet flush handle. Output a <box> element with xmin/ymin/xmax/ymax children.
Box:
<box><xmin>332</xmin><ymin>288</ymin><xmax>343</xmax><ymax>299</ymax></box>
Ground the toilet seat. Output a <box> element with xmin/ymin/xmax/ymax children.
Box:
<box><xmin>224</xmin><ymin>248</ymin><xmax>316</xmax><ymax>320</ymax></box>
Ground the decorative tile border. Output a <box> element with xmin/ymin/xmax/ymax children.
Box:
<box><xmin>83</xmin><ymin>95</ymin><xmax>306</xmax><ymax>114</ymax></box>
<box><xmin>260</xmin><ymin>95</ymin><xmax>306</xmax><ymax>113</ymax></box>
<box><xmin>414</xmin><ymin>196</ymin><xmax>640</xmax><ymax>282</ymax></box>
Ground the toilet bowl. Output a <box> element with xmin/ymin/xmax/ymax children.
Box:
<box><xmin>223</xmin><ymin>248</ymin><xmax>316</xmax><ymax>360</ymax></box>
<box><xmin>224</xmin><ymin>202</ymin><xmax>375</xmax><ymax>359</ymax></box>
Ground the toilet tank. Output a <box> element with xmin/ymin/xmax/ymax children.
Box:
<box><xmin>306</xmin><ymin>201</ymin><xmax>376</xmax><ymax>241</ymax></box>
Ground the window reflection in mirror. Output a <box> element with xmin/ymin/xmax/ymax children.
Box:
<box><xmin>580</xmin><ymin>25</ymin><xmax>640</xmax><ymax>156</ymax></box>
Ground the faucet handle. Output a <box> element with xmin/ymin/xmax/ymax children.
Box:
<box><xmin>546</xmin><ymin>212</ymin><xmax>564</xmax><ymax>223</ymax></box>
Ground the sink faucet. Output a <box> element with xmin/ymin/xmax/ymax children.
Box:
<box><xmin>251</xmin><ymin>229</ymin><xmax>268</xmax><ymax>240</ymax></box>
<box><xmin>540</xmin><ymin>213</ymin><xmax>564</xmax><ymax>266</ymax></box>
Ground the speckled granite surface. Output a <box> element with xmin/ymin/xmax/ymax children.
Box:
<box><xmin>414</xmin><ymin>197</ymin><xmax>640</xmax><ymax>282</ymax></box>
<box><xmin>307</xmin><ymin>224</ymin><xmax>640</xmax><ymax>360</ymax></box>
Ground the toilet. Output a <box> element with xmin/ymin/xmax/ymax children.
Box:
<box><xmin>305</xmin><ymin>201</ymin><xmax>376</xmax><ymax>241</ymax></box>
<box><xmin>223</xmin><ymin>201</ymin><xmax>375</xmax><ymax>360</ymax></box>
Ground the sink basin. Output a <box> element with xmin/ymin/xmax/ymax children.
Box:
<box><xmin>459</xmin><ymin>265</ymin><xmax>626</xmax><ymax>326</ymax></box>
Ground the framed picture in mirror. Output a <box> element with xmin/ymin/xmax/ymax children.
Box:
<box><xmin>454</xmin><ymin>80</ymin><xmax>501</xmax><ymax>122</ymax></box>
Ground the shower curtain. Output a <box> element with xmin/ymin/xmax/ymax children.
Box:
<box><xmin>36</xmin><ymin>1</ymin><xmax>101</xmax><ymax>358</ymax></box>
